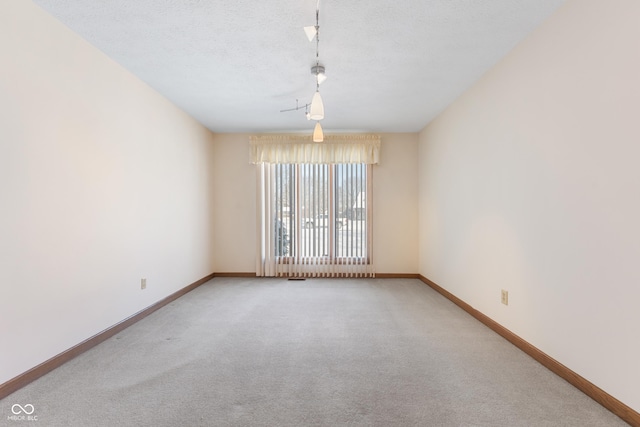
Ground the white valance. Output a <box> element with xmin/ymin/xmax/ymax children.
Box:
<box><xmin>249</xmin><ymin>134</ymin><xmax>380</xmax><ymax>164</ymax></box>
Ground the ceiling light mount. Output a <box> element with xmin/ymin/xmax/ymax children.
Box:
<box><xmin>311</xmin><ymin>65</ymin><xmax>325</xmax><ymax>76</ymax></box>
<box><xmin>311</xmin><ymin>64</ymin><xmax>326</xmax><ymax>84</ymax></box>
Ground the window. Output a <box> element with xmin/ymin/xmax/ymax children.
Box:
<box><xmin>251</xmin><ymin>134</ymin><xmax>380</xmax><ymax>278</ymax></box>
<box><xmin>273</xmin><ymin>163</ymin><xmax>372</xmax><ymax>277</ymax></box>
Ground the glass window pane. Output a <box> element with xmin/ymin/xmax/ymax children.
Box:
<box><xmin>275</xmin><ymin>163</ymin><xmax>367</xmax><ymax>261</ymax></box>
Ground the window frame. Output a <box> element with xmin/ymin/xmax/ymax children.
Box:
<box><xmin>274</xmin><ymin>163</ymin><xmax>372</xmax><ymax>271</ymax></box>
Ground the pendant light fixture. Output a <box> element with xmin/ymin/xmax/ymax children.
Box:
<box><xmin>313</xmin><ymin>122</ymin><xmax>324</xmax><ymax>142</ymax></box>
<box><xmin>279</xmin><ymin>0</ymin><xmax>326</xmax><ymax>141</ymax></box>
<box><xmin>309</xmin><ymin>91</ymin><xmax>324</xmax><ymax>120</ymax></box>
<box><xmin>308</xmin><ymin>2</ymin><xmax>325</xmax><ymax>127</ymax></box>
<box><xmin>304</xmin><ymin>25</ymin><xmax>317</xmax><ymax>42</ymax></box>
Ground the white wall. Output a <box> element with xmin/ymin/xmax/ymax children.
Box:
<box><xmin>374</xmin><ymin>134</ymin><xmax>419</xmax><ymax>274</ymax></box>
<box><xmin>0</xmin><ymin>1</ymin><xmax>216</xmax><ymax>385</ymax></box>
<box><xmin>212</xmin><ymin>133</ymin><xmax>419</xmax><ymax>274</ymax></box>
<box><xmin>211</xmin><ymin>134</ymin><xmax>257</xmax><ymax>273</ymax></box>
<box><xmin>418</xmin><ymin>0</ymin><xmax>640</xmax><ymax>412</ymax></box>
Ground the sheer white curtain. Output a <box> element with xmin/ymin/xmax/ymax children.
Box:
<box><xmin>255</xmin><ymin>163</ymin><xmax>276</xmax><ymax>277</ymax></box>
<box><xmin>252</xmin><ymin>135</ymin><xmax>380</xmax><ymax>278</ymax></box>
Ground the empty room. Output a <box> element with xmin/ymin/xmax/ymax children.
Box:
<box><xmin>1</xmin><ymin>0</ymin><xmax>638</xmax><ymax>426</ymax></box>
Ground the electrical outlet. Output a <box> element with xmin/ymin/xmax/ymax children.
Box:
<box><xmin>141</xmin><ymin>278</ymin><xmax>147</xmax><ymax>290</ymax></box>
<box><xmin>501</xmin><ymin>289</ymin><xmax>508</xmax><ymax>305</ymax></box>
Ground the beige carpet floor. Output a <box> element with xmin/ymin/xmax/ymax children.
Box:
<box><xmin>0</xmin><ymin>278</ymin><xmax>628</xmax><ymax>426</ymax></box>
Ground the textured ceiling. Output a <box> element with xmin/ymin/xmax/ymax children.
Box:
<box><xmin>33</xmin><ymin>0</ymin><xmax>565</xmax><ymax>133</ymax></box>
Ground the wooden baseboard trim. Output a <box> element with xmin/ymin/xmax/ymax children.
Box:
<box><xmin>212</xmin><ymin>272</ymin><xmax>257</xmax><ymax>277</ymax></box>
<box><xmin>212</xmin><ymin>273</ymin><xmax>419</xmax><ymax>279</ymax></box>
<box><xmin>418</xmin><ymin>274</ymin><xmax>639</xmax><ymax>426</ymax></box>
<box><xmin>375</xmin><ymin>273</ymin><xmax>420</xmax><ymax>279</ymax></box>
<box><xmin>0</xmin><ymin>272</ymin><xmax>215</xmax><ymax>401</ymax></box>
